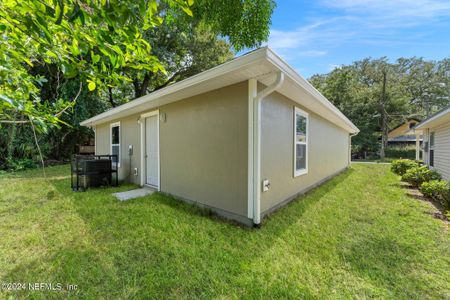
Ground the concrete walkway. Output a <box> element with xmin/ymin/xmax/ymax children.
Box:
<box><xmin>114</xmin><ymin>187</ymin><xmax>155</xmax><ymax>201</ymax></box>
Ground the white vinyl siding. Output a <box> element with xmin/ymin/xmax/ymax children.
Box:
<box><xmin>432</xmin><ymin>122</ymin><xmax>450</xmax><ymax>181</ymax></box>
<box><xmin>110</xmin><ymin>122</ymin><xmax>121</xmax><ymax>167</ymax></box>
<box><xmin>294</xmin><ymin>107</ymin><xmax>308</xmax><ymax>177</ymax></box>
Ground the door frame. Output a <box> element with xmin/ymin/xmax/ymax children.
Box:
<box><xmin>140</xmin><ymin>110</ymin><xmax>160</xmax><ymax>190</ymax></box>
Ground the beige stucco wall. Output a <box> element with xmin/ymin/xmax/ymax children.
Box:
<box><xmin>95</xmin><ymin>115</ymin><xmax>142</xmax><ymax>185</ymax></box>
<box><xmin>260</xmin><ymin>91</ymin><xmax>350</xmax><ymax>214</ymax></box>
<box><xmin>426</xmin><ymin>122</ymin><xmax>450</xmax><ymax>181</ymax></box>
<box><xmin>95</xmin><ymin>82</ymin><xmax>249</xmax><ymax>218</ymax></box>
<box><xmin>159</xmin><ymin>82</ymin><xmax>248</xmax><ymax>217</ymax></box>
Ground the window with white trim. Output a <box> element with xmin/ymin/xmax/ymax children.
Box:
<box><xmin>111</xmin><ymin>122</ymin><xmax>120</xmax><ymax>167</ymax></box>
<box><xmin>294</xmin><ymin>107</ymin><xmax>308</xmax><ymax>176</ymax></box>
<box><xmin>429</xmin><ymin>132</ymin><xmax>435</xmax><ymax>167</ymax></box>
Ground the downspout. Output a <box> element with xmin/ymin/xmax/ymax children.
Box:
<box><xmin>348</xmin><ymin>132</ymin><xmax>358</xmax><ymax>166</ymax></box>
<box><xmin>252</xmin><ymin>71</ymin><xmax>285</xmax><ymax>226</ymax></box>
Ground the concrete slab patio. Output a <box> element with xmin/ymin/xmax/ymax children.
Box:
<box><xmin>114</xmin><ymin>187</ymin><xmax>154</xmax><ymax>201</ymax></box>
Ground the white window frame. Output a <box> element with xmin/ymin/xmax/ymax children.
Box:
<box><xmin>294</xmin><ymin>107</ymin><xmax>309</xmax><ymax>177</ymax></box>
<box><xmin>110</xmin><ymin>121</ymin><xmax>121</xmax><ymax>168</ymax></box>
<box><xmin>429</xmin><ymin>131</ymin><xmax>435</xmax><ymax>168</ymax></box>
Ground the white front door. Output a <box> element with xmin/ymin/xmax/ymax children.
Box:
<box><xmin>145</xmin><ymin>115</ymin><xmax>159</xmax><ymax>187</ymax></box>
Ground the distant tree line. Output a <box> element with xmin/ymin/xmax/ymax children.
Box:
<box><xmin>309</xmin><ymin>57</ymin><xmax>450</xmax><ymax>158</ymax></box>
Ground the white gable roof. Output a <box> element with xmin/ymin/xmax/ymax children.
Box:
<box><xmin>80</xmin><ymin>47</ymin><xmax>359</xmax><ymax>134</ymax></box>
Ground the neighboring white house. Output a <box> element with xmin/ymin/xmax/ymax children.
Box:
<box><xmin>415</xmin><ymin>106</ymin><xmax>450</xmax><ymax>181</ymax></box>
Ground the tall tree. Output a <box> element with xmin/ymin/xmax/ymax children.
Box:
<box><xmin>1</xmin><ymin>0</ymin><xmax>275</xmax><ymax>127</ymax></box>
<box><xmin>0</xmin><ymin>0</ymin><xmax>275</xmax><ymax>169</ymax></box>
<box><xmin>128</xmin><ymin>0</ymin><xmax>275</xmax><ymax>99</ymax></box>
<box><xmin>130</xmin><ymin>19</ymin><xmax>234</xmax><ymax>99</ymax></box>
<box><xmin>311</xmin><ymin>57</ymin><xmax>450</xmax><ymax>158</ymax></box>
<box><xmin>397</xmin><ymin>57</ymin><xmax>450</xmax><ymax>118</ymax></box>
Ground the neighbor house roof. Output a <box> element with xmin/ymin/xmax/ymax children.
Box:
<box><xmin>80</xmin><ymin>47</ymin><xmax>359</xmax><ymax>134</ymax></box>
<box><xmin>388</xmin><ymin>118</ymin><xmax>421</xmax><ymax>140</ymax></box>
<box><xmin>415</xmin><ymin>106</ymin><xmax>450</xmax><ymax>130</ymax></box>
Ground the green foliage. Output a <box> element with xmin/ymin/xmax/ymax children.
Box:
<box><xmin>130</xmin><ymin>12</ymin><xmax>235</xmax><ymax>98</ymax></box>
<box><xmin>192</xmin><ymin>0</ymin><xmax>275</xmax><ymax>51</ymax></box>
<box><xmin>3</xmin><ymin>158</ymin><xmax>36</xmax><ymax>172</ymax></box>
<box><xmin>310</xmin><ymin>57</ymin><xmax>450</xmax><ymax>157</ymax></box>
<box><xmin>401</xmin><ymin>166</ymin><xmax>441</xmax><ymax>187</ymax></box>
<box><xmin>0</xmin><ymin>0</ymin><xmax>193</xmax><ymax>128</ymax></box>
<box><xmin>391</xmin><ymin>159</ymin><xmax>420</xmax><ymax>176</ymax></box>
<box><xmin>1</xmin><ymin>0</ymin><xmax>274</xmax><ymax>170</ymax></box>
<box><xmin>1</xmin><ymin>0</ymin><xmax>274</xmax><ymax>128</ymax></box>
<box><xmin>0</xmin><ymin>79</ymin><xmax>108</xmax><ymax>169</ymax></box>
<box><xmin>419</xmin><ymin>180</ymin><xmax>450</xmax><ymax>209</ymax></box>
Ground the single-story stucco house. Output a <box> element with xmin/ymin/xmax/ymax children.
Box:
<box><xmin>80</xmin><ymin>47</ymin><xmax>359</xmax><ymax>226</ymax></box>
<box><xmin>415</xmin><ymin>106</ymin><xmax>450</xmax><ymax>181</ymax></box>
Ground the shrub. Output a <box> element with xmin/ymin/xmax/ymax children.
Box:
<box><xmin>5</xmin><ymin>158</ymin><xmax>36</xmax><ymax>171</ymax></box>
<box><xmin>420</xmin><ymin>180</ymin><xmax>450</xmax><ymax>209</ymax></box>
<box><xmin>391</xmin><ymin>159</ymin><xmax>419</xmax><ymax>176</ymax></box>
<box><xmin>401</xmin><ymin>166</ymin><xmax>441</xmax><ymax>187</ymax></box>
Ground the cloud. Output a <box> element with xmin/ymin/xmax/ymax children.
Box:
<box><xmin>264</xmin><ymin>0</ymin><xmax>450</xmax><ymax>76</ymax></box>
<box><xmin>322</xmin><ymin>0</ymin><xmax>450</xmax><ymax>18</ymax></box>
<box><xmin>267</xmin><ymin>0</ymin><xmax>450</xmax><ymax>63</ymax></box>
<box><xmin>321</xmin><ymin>0</ymin><xmax>450</xmax><ymax>27</ymax></box>
<box><xmin>267</xmin><ymin>18</ymin><xmax>356</xmax><ymax>60</ymax></box>
<box><xmin>298</xmin><ymin>50</ymin><xmax>328</xmax><ymax>57</ymax></box>
<box><xmin>328</xmin><ymin>64</ymin><xmax>341</xmax><ymax>71</ymax></box>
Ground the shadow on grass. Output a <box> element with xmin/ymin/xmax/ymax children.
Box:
<box><xmin>338</xmin><ymin>234</ymin><xmax>423</xmax><ymax>298</ymax></box>
<box><xmin>397</xmin><ymin>181</ymin><xmax>449</xmax><ymax>222</ymax></box>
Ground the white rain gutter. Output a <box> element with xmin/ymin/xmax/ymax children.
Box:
<box><xmin>251</xmin><ymin>71</ymin><xmax>284</xmax><ymax>226</ymax></box>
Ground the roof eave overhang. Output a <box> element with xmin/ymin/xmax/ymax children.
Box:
<box><xmin>80</xmin><ymin>47</ymin><xmax>359</xmax><ymax>134</ymax></box>
<box><xmin>80</xmin><ymin>48</ymin><xmax>268</xmax><ymax>127</ymax></box>
<box><xmin>265</xmin><ymin>49</ymin><xmax>359</xmax><ymax>134</ymax></box>
<box><xmin>415</xmin><ymin>108</ymin><xmax>450</xmax><ymax>130</ymax></box>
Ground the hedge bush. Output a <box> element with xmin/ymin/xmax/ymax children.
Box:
<box><xmin>391</xmin><ymin>159</ymin><xmax>420</xmax><ymax>176</ymax></box>
<box><xmin>401</xmin><ymin>166</ymin><xmax>441</xmax><ymax>187</ymax></box>
<box><xmin>4</xmin><ymin>158</ymin><xmax>36</xmax><ymax>172</ymax></box>
<box><xmin>420</xmin><ymin>180</ymin><xmax>450</xmax><ymax>209</ymax></box>
<box><xmin>385</xmin><ymin>148</ymin><xmax>416</xmax><ymax>159</ymax></box>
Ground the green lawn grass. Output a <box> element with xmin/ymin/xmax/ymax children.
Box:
<box><xmin>0</xmin><ymin>164</ymin><xmax>448</xmax><ymax>299</ymax></box>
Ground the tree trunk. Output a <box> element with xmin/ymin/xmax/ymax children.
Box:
<box><xmin>108</xmin><ymin>87</ymin><xmax>116</xmax><ymax>107</ymax></box>
<box><xmin>380</xmin><ymin>70</ymin><xmax>388</xmax><ymax>159</ymax></box>
<box><xmin>7</xmin><ymin>117</ymin><xmax>17</xmax><ymax>161</ymax></box>
<box><xmin>134</xmin><ymin>72</ymin><xmax>151</xmax><ymax>98</ymax></box>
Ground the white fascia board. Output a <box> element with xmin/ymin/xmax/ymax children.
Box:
<box><xmin>80</xmin><ymin>48</ymin><xmax>268</xmax><ymax>127</ymax></box>
<box><xmin>265</xmin><ymin>49</ymin><xmax>359</xmax><ymax>134</ymax></box>
<box><xmin>81</xmin><ymin>46</ymin><xmax>359</xmax><ymax>134</ymax></box>
<box><xmin>415</xmin><ymin>107</ymin><xmax>450</xmax><ymax>130</ymax></box>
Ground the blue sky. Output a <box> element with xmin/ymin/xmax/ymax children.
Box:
<box><xmin>261</xmin><ymin>0</ymin><xmax>450</xmax><ymax>77</ymax></box>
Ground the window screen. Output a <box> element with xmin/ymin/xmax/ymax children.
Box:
<box><xmin>111</xmin><ymin>123</ymin><xmax>120</xmax><ymax>166</ymax></box>
<box><xmin>294</xmin><ymin>108</ymin><xmax>308</xmax><ymax>176</ymax></box>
